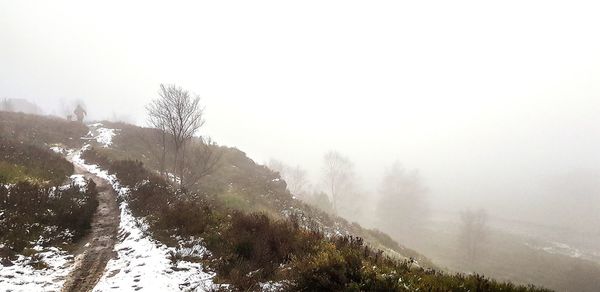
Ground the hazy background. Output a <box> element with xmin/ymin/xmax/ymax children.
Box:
<box><xmin>2</xmin><ymin>1</ymin><xmax>600</xmax><ymax>232</ymax></box>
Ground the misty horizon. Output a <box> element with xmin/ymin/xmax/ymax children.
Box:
<box><xmin>3</xmin><ymin>1</ymin><xmax>600</xmax><ymax>234</ymax></box>
<box><xmin>2</xmin><ymin>1</ymin><xmax>600</xmax><ymax>291</ymax></box>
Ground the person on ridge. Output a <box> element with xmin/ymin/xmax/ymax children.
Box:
<box><xmin>74</xmin><ymin>104</ymin><xmax>87</xmax><ymax>123</ymax></box>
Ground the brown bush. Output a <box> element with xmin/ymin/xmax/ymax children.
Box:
<box><xmin>0</xmin><ymin>181</ymin><xmax>98</xmax><ymax>253</ymax></box>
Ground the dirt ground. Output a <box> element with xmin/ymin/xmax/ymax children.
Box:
<box><xmin>61</xmin><ymin>164</ymin><xmax>120</xmax><ymax>292</ymax></box>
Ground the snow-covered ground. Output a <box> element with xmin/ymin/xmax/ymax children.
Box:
<box><xmin>50</xmin><ymin>146</ymin><xmax>66</xmax><ymax>154</ymax></box>
<box><xmin>86</xmin><ymin>123</ymin><xmax>118</xmax><ymax>148</ymax></box>
<box><xmin>525</xmin><ymin>241</ymin><xmax>584</xmax><ymax>259</ymax></box>
<box><xmin>71</xmin><ymin>145</ymin><xmax>220</xmax><ymax>291</ymax></box>
<box><xmin>3</xmin><ymin>127</ymin><xmax>219</xmax><ymax>291</ymax></box>
<box><xmin>0</xmin><ymin>174</ymin><xmax>95</xmax><ymax>291</ymax></box>
<box><xmin>69</xmin><ymin>174</ymin><xmax>88</xmax><ymax>190</ymax></box>
<box><xmin>0</xmin><ymin>245</ymin><xmax>74</xmax><ymax>292</ymax></box>
<box><xmin>93</xmin><ymin>203</ymin><xmax>218</xmax><ymax>292</ymax></box>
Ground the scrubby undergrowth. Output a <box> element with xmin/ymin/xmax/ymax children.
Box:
<box><xmin>0</xmin><ymin>181</ymin><xmax>98</xmax><ymax>255</ymax></box>
<box><xmin>81</xmin><ymin>147</ymin><xmax>550</xmax><ymax>291</ymax></box>
<box><xmin>93</xmin><ymin>122</ymin><xmax>434</xmax><ymax>267</ymax></box>
<box><xmin>0</xmin><ymin>124</ymin><xmax>98</xmax><ymax>268</ymax></box>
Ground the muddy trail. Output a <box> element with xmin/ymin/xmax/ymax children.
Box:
<box><xmin>61</xmin><ymin>164</ymin><xmax>120</xmax><ymax>292</ymax></box>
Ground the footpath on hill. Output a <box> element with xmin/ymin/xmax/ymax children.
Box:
<box><xmin>60</xmin><ymin>155</ymin><xmax>120</xmax><ymax>292</ymax></box>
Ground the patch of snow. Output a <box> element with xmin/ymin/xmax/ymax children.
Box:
<box><xmin>95</xmin><ymin>128</ymin><xmax>116</xmax><ymax>147</ymax></box>
<box><xmin>71</xmin><ymin>146</ymin><xmax>117</xmax><ymax>185</ymax></box>
<box><xmin>259</xmin><ymin>281</ymin><xmax>286</xmax><ymax>291</ymax></box>
<box><xmin>166</xmin><ymin>173</ymin><xmax>181</xmax><ymax>185</ymax></box>
<box><xmin>69</xmin><ymin>174</ymin><xmax>87</xmax><ymax>189</ymax></box>
<box><xmin>526</xmin><ymin>241</ymin><xmax>584</xmax><ymax>258</ymax></box>
<box><xmin>83</xmin><ymin>123</ymin><xmax>118</xmax><ymax>148</ymax></box>
<box><xmin>542</xmin><ymin>242</ymin><xmax>583</xmax><ymax>258</ymax></box>
<box><xmin>93</xmin><ymin>203</ymin><xmax>220</xmax><ymax>292</ymax></box>
<box><xmin>0</xmin><ymin>246</ymin><xmax>74</xmax><ymax>291</ymax></box>
<box><xmin>50</xmin><ymin>146</ymin><xmax>65</xmax><ymax>154</ymax></box>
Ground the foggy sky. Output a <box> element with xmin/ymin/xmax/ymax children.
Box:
<box><xmin>2</xmin><ymin>1</ymin><xmax>600</xmax><ymax>230</ymax></box>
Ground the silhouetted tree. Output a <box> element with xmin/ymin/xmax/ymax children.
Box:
<box><xmin>268</xmin><ymin>159</ymin><xmax>309</xmax><ymax>197</ymax></box>
<box><xmin>376</xmin><ymin>162</ymin><xmax>428</xmax><ymax>237</ymax></box>
<box><xmin>146</xmin><ymin>84</ymin><xmax>205</xmax><ymax>186</ymax></box>
<box><xmin>321</xmin><ymin>150</ymin><xmax>354</xmax><ymax>214</ymax></box>
<box><xmin>146</xmin><ymin>104</ymin><xmax>169</xmax><ymax>176</ymax></box>
<box><xmin>459</xmin><ymin>208</ymin><xmax>488</xmax><ymax>261</ymax></box>
<box><xmin>307</xmin><ymin>191</ymin><xmax>334</xmax><ymax>214</ymax></box>
<box><xmin>181</xmin><ymin>138</ymin><xmax>222</xmax><ymax>189</ymax></box>
<box><xmin>1</xmin><ymin>98</ymin><xmax>14</xmax><ymax>112</ymax></box>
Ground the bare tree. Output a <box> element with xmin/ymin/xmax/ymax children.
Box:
<box><xmin>268</xmin><ymin>159</ymin><xmax>310</xmax><ymax>197</ymax></box>
<box><xmin>181</xmin><ymin>137</ymin><xmax>222</xmax><ymax>189</ymax></box>
<box><xmin>1</xmin><ymin>98</ymin><xmax>13</xmax><ymax>112</ymax></box>
<box><xmin>287</xmin><ymin>165</ymin><xmax>309</xmax><ymax>196</ymax></box>
<box><xmin>146</xmin><ymin>102</ymin><xmax>169</xmax><ymax>176</ymax></box>
<box><xmin>146</xmin><ymin>84</ymin><xmax>205</xmax><ymax>186</ymax></box>
<box><xmin>267</xmin><ymin>159</ymin><xmax>286</xmax><ymax>176</ymax></box>
<box><xmin>459</xmin><ymin>208</ymin><xmax>488</xmax><ymax>261</ymax></box>
<box><xmin>134</xmin><ymin>127</ymin><xmax>171</xmax><ymax>176</ymax></box>
<box><xmin>376</xmin><ymin>162</ymin><xmax>428</xmax><ymax>236</ymax></box>
<box><xmin>321</xmin><ymin>150</ymin><xmax>354</xmax><ymax>214</ymax></box>
<box><xmin>306</xmin><ymin>190</ymin><xmax>334</xmax><ymax>214</ymax></box>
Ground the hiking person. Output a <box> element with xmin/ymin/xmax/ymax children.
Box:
<box><xmin>74</xmin><ymin>104</ymin><xmax>87</xmax><ymax>123</ymax></box>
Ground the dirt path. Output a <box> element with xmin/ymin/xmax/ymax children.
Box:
<box><xmin>61</xmin><ymin>164</ymin><xmax>120</xmax><ymax>292</ymax></box>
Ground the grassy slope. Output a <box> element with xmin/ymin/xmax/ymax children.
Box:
<box><xmin>0</xmin><ymin>112</ymin><xmax>98</xmax><ymax>261</ymax></box>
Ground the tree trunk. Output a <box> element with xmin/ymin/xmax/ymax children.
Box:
<box><xmin>180</xmin><ymin>142</ymin><xmax>186</xmax><ymax>187</ymax></box>
<box><xmin>160</xmin><ymin>131</ymin><xmax>166</xmax><ymax>177</ymax></box>
<box><xmin>173</xmin><ymin>144</ymin><xmax>179</xmax><ymax>184</ymax></box>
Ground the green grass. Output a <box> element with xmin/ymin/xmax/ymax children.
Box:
<box><xmin>0</xmin><ymin>138</ymin><xmax>73</xmax><ymax>185</ymax></box>
<box><xmin>0</xmin><ymin>161</ymin><xmax>29</xmax><ymax>183</ymax></box>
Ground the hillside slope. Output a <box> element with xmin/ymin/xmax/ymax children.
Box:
<box><xmin>93</xmin><ymin>121</ymin><xmax>432</xmax><ymax>266</ymax></box>
<box><xmin>0</xmin><ymin>111</ymin><xmax>550</xmax><ymax>291</ymax></box>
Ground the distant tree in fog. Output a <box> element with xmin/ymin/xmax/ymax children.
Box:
<box><xmin>321</xmin><ymin>150</ymin><xmax>354</xmax><ymax>214</ymax></box>
<box><xmin>1</xmin><ymin>98</ymin><xmax>13</xmax><ymax>112</ymax></box>
<box><xmin>0</xmin><ymin>98</ymin><xmax>41</xmax><ymax>114</ymax></box>
<box><xmin>376</xmin><ymin>162</ymin><xmax>428</xmax><ymax>236</ymax></box>
<box><xmin>181</xmin><ymin>137</ymin><xmax>222</xmax><ymax>189</ymax></box>
<box><xmin>268</xmin><ymin>159</ymin><xmax>309</xmax><ymax>197</ymax></box>
<box><xmin>459</xmin><ymin>208</ymin><xmax>488</xmax><ymax>261</ymax></box>
<box><xmin>287</xmin><ymin>165</ymin><xmax>309</xmax><ymax>196</ymax></box>
<box><xmin>268</xmin><ymin>159</ymin><xmax>286</xmax><ymax>176</ymax></box>
<box><xmin>146</xmin><ymin>84</ymin><xmax>206</xmax><ymax>187</ymax></box>
<box><xmin>147</xmin><ymin>102</ymin><xmax>169</xmax><ymax>176</ymax></box>
<box><xmin>306</xmin><ymin>191</ymin><xmax>335</xmax><ymax>214</ymax></box>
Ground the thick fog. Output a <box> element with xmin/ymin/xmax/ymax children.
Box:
<box><xmin>2</xmin><ymin>1</ymin><xmax>600</xmax><ymax>234</ymax></box>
